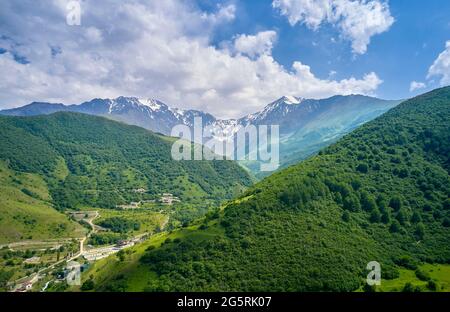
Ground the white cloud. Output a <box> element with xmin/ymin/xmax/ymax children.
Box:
<box><xmin>203</xmin><ymin>4</ymin><xmax>236</xmax><ymax>23</ymax></box>
<box><xmin>427</xmin><ymin>40</ymin><xmax>450</xmax><ymax>86</ymax></box>
<box><xmin>272</xmin><ymin>0</ymin><xmax>394</xmax><ymax>54</ymax></box>
<box><xmin>409</xmin><ymin>81</ymin><xmax>426</xmax><ymax>92</ymax></box>
<box><xmin>233</xmin><ymin>31</ymin><xmax>277</xmax><ymax>58</ymax></box>
<box><xmin>272</xmin><ymin>0</ymin><xmax>332</xmax><ymax>29</ymax></box>
<box><xmin>0</xmin><ymin>0</ymin><xmax>383</xmax><ymax>118</ymax></box>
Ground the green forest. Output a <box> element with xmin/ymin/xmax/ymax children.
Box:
<box><xmin>92</xmin><ymin>86</ymin><xmax>450</xmax><ymax>292</ymax></box>
<box><xmin>0</xmin><ymin>112</ymin><xmax>252</xmax><ymax>243</ymax></box>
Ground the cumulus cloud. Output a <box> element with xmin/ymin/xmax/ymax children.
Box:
<box><xmin>233</xmin><ymin>31</ymin><xmax>277</xmax><ymax>58</ymax></box>
<box><xmin>409</xmin><ymin>81</ymin><xmax>426</xmax><ymax>92</ymax></box>
<box><xmin>427</xmin><ymin>40</ymin><xmax>450</xmax><ymax>86</ymax></box>
<box><xmin>0</xmin><ymin>0</ymin><xmax>382</xmax><ymax>118</ymax></box>
<box><xmin>272</xmin><ymin>0</ymin><xmax>394</xmax><ymax>54</ymax></box>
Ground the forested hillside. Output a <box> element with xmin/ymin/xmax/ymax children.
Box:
<box><xmin>0</xmin><ymin>112</ymin><xmax>252</xmax><ymax>242</ymax></box>
<box><xmin>96</xmin><ymin>86</ymin><xmax>450</xmax><ymax>291</ymax></box>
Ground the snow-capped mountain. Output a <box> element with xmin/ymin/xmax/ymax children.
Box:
<box><xmin>0</xmin><ymin>96</ymin><xmax>216</xmax><ymax>135</ymax></box>
<box><xmin>0</xmin><ymin>94</ymin><xmax>401</xmax><ymax>177</ymax></box>
<box><xmin>240</xmin><ymin>95</ymin><xmax>305</xmax><ymax>127</ymax></box>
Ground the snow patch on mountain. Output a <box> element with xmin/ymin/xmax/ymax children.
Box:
<box><xmin>282</xmin><ymin>95</ymin><xmax>302</xmax><ymax>105</ymax></box>
<box><xmin>140</xmin><ymin>98</ymin><xmax>164</xmax><ymax>111</ymax></box>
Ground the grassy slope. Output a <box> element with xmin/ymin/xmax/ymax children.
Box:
<box><xmin>76</xmin><ymin>221</ymin><xmax>223</xmax><ymax>291</ymax></box>
<box><xmin>89</xmin><ymin>87</ymin><xmax>450</xmax><ymax>292</ymax></box>
<box><xmin>0</xmin><ymin>161</ymin><xmax>84</xmax><ymax>244</ymax></box>
<box><xmin>91</xmin><ymin>207</ymin><xmax>168</xmax><ymax>236</ymax></box>
<box><xmin>0</xmin><ymin>112</ymin><xmax>252</xmax><ymax>243</ymax></box>
<box><xmin>378</xmin><ymin>263</ymin><xmax>450</xmax><ymax>292</ymax></box>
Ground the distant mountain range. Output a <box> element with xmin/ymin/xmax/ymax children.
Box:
<box><xmin>0</xmin><ymin>97</ymin><xmax>216</xmax><ymax>135</ymax></box>
<box><xmin>0</xmin><ymin>95</ymin><xmax>402</xmax><ymax>177</ymax></box>
<box><xmin>88</xmin><ymin>86</ymin><xmax>450</xmax><ymax>292</ymax></box>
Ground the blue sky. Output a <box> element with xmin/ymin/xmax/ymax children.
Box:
<box><xmin>203</xmin><ymin>0</ymin><xmax>450</xmax><ymax>100</ymax></box>
<box><xmin>0</xmin><ymin>0</ymin><xmax>449</xmax><ymax>118</ymax></box>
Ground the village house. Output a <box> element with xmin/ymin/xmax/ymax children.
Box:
<box><xmin>160</xmin><ymin>193</ymin><xmax>180</xmax><ymax>205</ymax></box>
<box><xmin>116</xmin><ymin>201</ymin><xmax>140</xmax><ymax>209</ymax></box>
<box><xmin>24</xmin><ymin>256</ymin><xmax>41</xmax><ymax>264</ymax></box>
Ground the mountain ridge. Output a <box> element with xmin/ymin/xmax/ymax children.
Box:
<box><xmin>86</xmin><ymin>86</ymin><xmax>450</xmax><ymax>292</ymax></box>
<box><xmin>0</xmin><ymin>95</ymin><xmax>402</xmax><ymax>177</ymax></box>
<box><xmin>0</xmin><ymin>94</ymin><xmax>399</xmax><ymax>131</ymax></box>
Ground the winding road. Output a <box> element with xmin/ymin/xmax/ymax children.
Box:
<box><xmin>11</xmin><ymin>211</ymin><xmax>100</xmax><ymax>291</ymax></box>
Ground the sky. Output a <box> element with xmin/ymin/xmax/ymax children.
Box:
<box><xmin>0</xmin><ymin>0</ymin><xmax>449</xmax><ymax>118</ymax></box>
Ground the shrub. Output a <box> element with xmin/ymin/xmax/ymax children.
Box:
<box><xmin>383</xmin><ymin>265</ymin><xmax>400</xmax><ymax>280</ymax></box>
<box><xmin>402</xmin><ymin>282</ymin><xmax>421</xmax><ymax>292</ymax></box>
<box><xmin>415</xmin><ymin>269</ymin><xmax>430</xmax><ymax>281</ymax></box>
<box><xmin>394</xmin><ymin>256</ymin><xmax>418</xmax><ymax>270</ymax></box>
<box><xmin>356</xmin><ymin>163</ymin><xmax>368</xmax><ymax>173</ymax></box>
<box><xmin>426</xmin><ymin>280</ymin><xmax>437</xmax><ymax>291</ymax></box>
<box><xmin>81</xmin><ymin>279</ymin><xmax>95</xmax><ymax>291</ymax></box>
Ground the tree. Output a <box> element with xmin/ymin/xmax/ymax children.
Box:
<box><xmin>363</xmin><ymin>284</ymin><xmax>376</xmax><ymax>292</ymax></box>
<box><xmin>396</xmin><ymin>209</ymin><xmax>407</xmax><ymax>225</ymax></box>
<box><xmin>443</xmin><ymin>198</ymin><xmax>450</xmax><ymax>210</ymax></box>
<box><xmin>426</xmin><ymin>280</ymin><xmax>437</xmax><ymax>291</ymax></box>
<box><xmin>0</xmin><ymin>269</ymin><xmax>14</xmax><ymax>291</ymax></box>
<box><xmin>343</xmin><ymin>194</ymin><xmax>361</xmax><ymax>212</ymax></box>
<box><xmin>81</xmin><ymin>279</ymin><xmax>95</xmax><ymax>291</ymax></box>
<box><xmin>361</xmin><ymin>192</ymin><xmax>377</xmax><ymax>212</ymax></box>
<box><xmin>389</xmin><ymin>220</ymin><xmax>401</xmax><ymax>233</ymax></box>
<box><xmin>350</xmin><ymin>179</ymin><xmax>362</xmax><ymax>191</ymax></box>
<box><xmin>389</xmin><ymin>196</ymin><xmax>402</xmax><ymax>211</ymax></box>
<box><xmin>342</xmin><ymin>211</ymin><xmax>350</xmax><ymax>222</ymax></box>
<box><xmin>117</xmin><ymin>250</ymin><xmax>126</xmax><ymax>262</ymax></box>
<box><xmin>356</xmin><ymin>163</ymin><xmax>368</xmax><ymax>173</ymax></box>
<box><xmin>411</xmin><ymin>211</ymin><xmax>422</xmax><ymax>224</ymax></box>
<box><xmin>414</xmin><ymin>223</ymin><xmax>425</xmax><ymax>240</ymax></box>
<box><xmin>378</xmin><ymin>200</ymin><xmax>388</xmax><ymax>213</ymax></box>
<box><xmin>402</xmin><ymin>282</ymin><xmax>421</xmax><ymax>292</ymax></box>
<box><xmin>381</xmin><ymin>211</ymin><xmax>391</xmax><ymax>224</ymax></box>
<box><xmin>369</xmin><ymin>209</ymin><xmax>381</xmax><ymax>223</ymax></box>
<box><xmin>443</xmin><ymin>218</ymin><xmax>450</xmax><ymax>227</ymax></box>
<box><xmin>415</xmin><ymin>269</ymin><xmax>430</xmax><ymax>282</ymax></box>
<box><xmin>402</xmin><ymin>282</ymin><xmax>414</xmax><ymax>292</ymax></box>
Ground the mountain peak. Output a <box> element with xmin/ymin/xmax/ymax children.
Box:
<box><xmin>115</xmin><ymin>96</ymin><xmax>140</xmax><ymax>103</ymax></box>
<box><xmin>138</xmin><ymin>98</ymin><xmax>167</xmax><ymax>111</ymax></box>
<box><xmin>281</xmin><ymin>95</ymin><xmax>303</xmax><ymax>105</ymax></box>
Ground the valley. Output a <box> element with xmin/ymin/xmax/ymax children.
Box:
<box><xmin>78</xmin><ymin>86</ymin><xmax>450</xmax><ymax>292</ymax></box>
<box><xmin>0</xmin><ymin>87</ymin><xmax>448</xmax><ymax>293</ymax></box>
<box><xmin>0</xmin><ymin>112</ymin><xmax>252</xmax><ymax>291</ymax></box>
